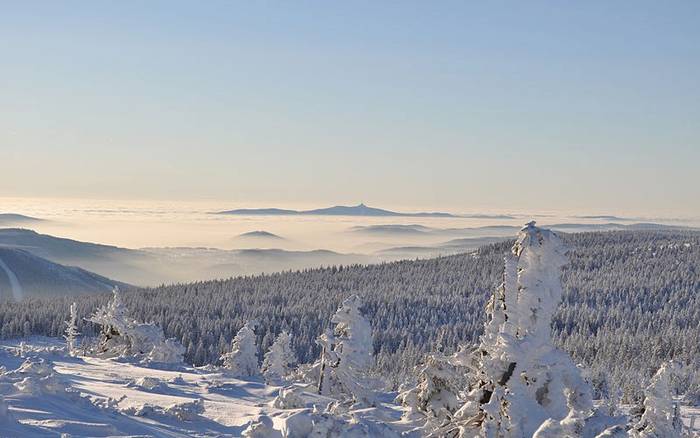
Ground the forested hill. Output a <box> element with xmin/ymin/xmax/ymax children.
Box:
<box><xmin>1</xmin><ymin>229</ymin><xmax>699</xmax><ymax>399</ymax></box>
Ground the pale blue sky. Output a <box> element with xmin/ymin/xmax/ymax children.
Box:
<box><xmin>1</xmin><ymin>1</ymin><xmax>699</xmax><ymax>215</ymax></box>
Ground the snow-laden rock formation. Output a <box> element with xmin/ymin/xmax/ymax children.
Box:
<box><xmin>631</xmin><ymin>361</ymin><xmax>685</xmax><ymax>438</ymax></box>
<box><xmin>317</xmin><ymin>294</ymin><xmax>375</xmax><ymax>406</ymax></box>
<box><xmin>87</xmin><ymin>288</ymin><xmax>184</xmax><ymax>364</ymax></box>
<box><xmin>220</xmin><ymin>321</ymin><xmax>259</xmax><ymax>376</ymax></box>
<box><xmin>262</xmin><ymin>331</ymin><xmax>297</xmax><ymax>383</ymax></box>
<box><xmin>443</xmin><ymin>222</ymin><xmax>594</xmax><ymax>438</ymax></box>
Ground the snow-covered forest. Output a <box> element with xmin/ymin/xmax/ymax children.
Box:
<box><xmin>1</xmin><ymin>224</ymin><xmax>699</xmax><ymax>436</ymax></box>
<box><xmin>1</xmin><ymin>229</ymin><xmax>699</xmax><ymax>405</ymax></box>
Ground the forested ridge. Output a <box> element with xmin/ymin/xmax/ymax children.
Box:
<box><xmin>2</xmin><ymin>229</ymin><xmax>699</xmax><ymax>399</ymax></box>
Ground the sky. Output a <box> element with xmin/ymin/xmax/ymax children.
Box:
<box><xmin>1</xmin><ymin>1</ymin><xmax>699</xmax><ymax>216</ymax></box>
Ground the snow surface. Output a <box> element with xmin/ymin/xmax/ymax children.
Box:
<box><xmin>0</xmin><ymin>338</ymin><xmax>418</xmax><ymax>437</ymax></box>
<box><xmin>1</xmin><ymin>339</ymin><xmax>698</xmax><ymax>437</ymax></box>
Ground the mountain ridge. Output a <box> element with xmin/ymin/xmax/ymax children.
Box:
<box><xmin>0</xmin><ymin>247</ymin><xmax>126</xmax><ymax>299</ymax></box>
<box><xmin>215</xmin><ymin>203</ymin><xmax>456</xmax><ymax>217</ymax></box>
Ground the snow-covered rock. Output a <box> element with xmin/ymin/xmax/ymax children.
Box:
<box><xmin>163</xmin><ymin>398</ymin><xmax>205</xmax><ymax>421</ymax></box>
<box><xmin>128</xmin><ymin>376</ymin><xmax>166</xmax><ymax>391</ymax></box>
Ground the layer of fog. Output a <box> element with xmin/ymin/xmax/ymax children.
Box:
<box><xmin>1</xmin><ymin>198</ymin><xmax>697</xmax><ymax>287</ymax></box>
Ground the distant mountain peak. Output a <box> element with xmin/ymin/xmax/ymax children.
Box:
<box><xmin>237</xmin><ymin>231</ymin><xmax>284</xmax><ymax>240</ymax></box>
<box><xmin>215</xmin><ymin>203</ymin><xmax>455</xmax><ymax>218</ymax></box>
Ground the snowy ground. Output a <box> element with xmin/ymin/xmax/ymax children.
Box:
<box><xmin>0</xmin><ymin>338</ymin><xmax>412</xmax><ymax>437</ymax></box>
<box><xmin>1</xmin><ymin>338</ymin><xmax>699</xmax><ymax>437</ymax></box>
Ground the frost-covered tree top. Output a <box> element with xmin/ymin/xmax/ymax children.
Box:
<box><xmin>484</xmin><ymin>221</ymin><xmax>568</xmax><ymax>347</ymax></box>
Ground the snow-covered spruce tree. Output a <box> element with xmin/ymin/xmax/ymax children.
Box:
<box><xmin>87</xmin><ymin>287</ymin><xmax>184</xmax><ymax>363</ymax></box>
<box><xmin>262</xmin><ymin>331</ymin><xmax>296</xmax><ymax>383</ymax></box>
<box><xmin>317</xmin><ymin>294</ymin><xmax>375</xmax><ymax>406</ymax></box>
<box><xmin>220</xmin><ymin>321</ymin><xmax>259</xmax><ymax>377</ymax></box>
<box><xmin>442</xmin><ymin>222</ymin><xmax>594</xmax><ymax>438</ymax></box>
<box><xmin>630</xmin><ymin>361</ymin><xmax>685</xmax><ymax>438</ymax></box>
<box><xmin>64</xmin><ymin>302</ymin><xmax>80</xmax><ymax>356</ymax></box>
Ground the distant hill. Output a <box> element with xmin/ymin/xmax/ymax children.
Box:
<box><xmin>0</xmin><ymin>247</ymin><xmax>125</xmax><ymax>299</ymax></box>
<box><xmin>0</xmin><ymin>228</ymin><xmax>157</xmax><ymax>286</ymax></box>
<box><xmin>216</xmin><ymin>203</ymin><xmax>455</xmax><ymax>218</ymax></box>
<box><xmin>0</xmin><ymin>213</ymin><xmax>44</xmax><ymax>226</ymax></box>
<box><xmin>0</xmin><ymin>229</ymin><xmax>369</xmax><ymax>286</ymax></box>
<box><xmin>349</xmin><ymin>224</ymin><xmax>433</xmax><ymax>235</ymax></box>
<box><xmin>350</xmin><ymin>224</ymin><xmax>521</xmax><ymax>237</ymax></box>
<box><xmin>236</xmin><ymin>230</ymin><xmax>284</xmax><ymax>240</ymax></box>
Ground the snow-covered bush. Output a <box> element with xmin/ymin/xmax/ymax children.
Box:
<box><xmin>64</xmin><ymin>302</ymin><xmax>80</xmax><ymax>356</ymax></box>
<box><xmin>262</xmin><ymin>331</ymin><xmax>297</xmax><ymax>383</ymax></box>
<box><xmin>220</xmin><ymin>322</ymin><xmax>259</xmax><ymax>376</ymax></box>
<box><xmin>316</xmin><ymin>295</ymin><xmax>375</xmax><ymax>406</ymax></box>
<box><xmin>87</xmin><ymin>288</ymin><xmax>184</xmax><ymax>364</ymax></box>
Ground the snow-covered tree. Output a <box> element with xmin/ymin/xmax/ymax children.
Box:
<box><xmin>631</xmin><ymin>361</ymin><xmax>685</xmax><ymax>438</ymax></box>
<box><xmin>64</xmin><ymin>302</ymin><xmax>80</xmax><ymax>356</ymax></box>
<box><xmin>87</xmin><ymin>287</ymin><xmax>134</xmax><ymax>357</ymax></box>
<box><xmin>87</xmin><ymin>288</ymin><xmax>184</xmax><ymax>363</ymax></box>
<box><xmin>220</xmin><ymin>322</ymin><xmax>258</xmax><ymax>376</ymax></box>
<box><xmin>262</xmin><ymin>331</ymin><xmax>296</xmax><ymax>383</ymax></box>
<box><xmin>396</xmin><ymin>347</ymin><xmax>469</xmax><ymax>428</ymax></box>
<box><xmin>317</xmin><ymin>294</ymin><xmax>375</xmax><ymax>405</ymax></box>
<box><xmin>446</xmin><ymin>222</ymin><xmax>594</xmax><ymax>438</ymax></box>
